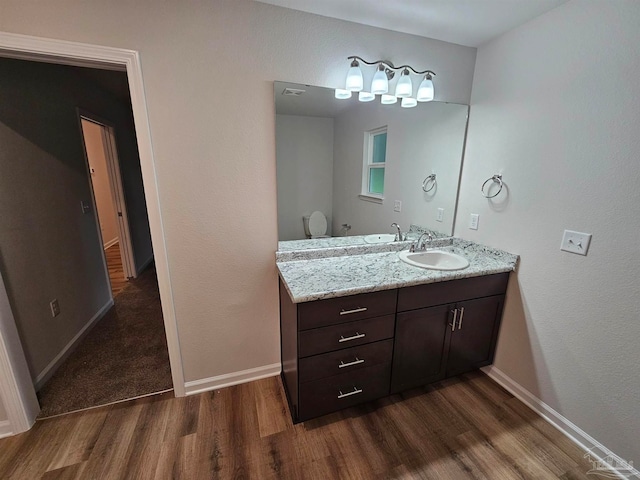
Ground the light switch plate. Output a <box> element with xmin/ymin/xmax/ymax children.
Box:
<box><xmin>436</xmin><ymin>208</ymin><xmax>444</xmax><ymax>222</ymax></box>
<box><xmin>469</xmin><ymin>213</ymin><xmax>479</xmax><ymax>230</ymax></box>
<box><xmin>80</xmin><ymin>200</ymin><xmax>91</xmax><ymax>214</ymax></box>
<box><xmin>394</xmin><ymin>200</ymin><xmax>402</xmax><ymax>212</ymax></box>
<box><xmin>560</xmin><ymin>230</ymin><xmax>592</xmax><ymax>255</ymax></box>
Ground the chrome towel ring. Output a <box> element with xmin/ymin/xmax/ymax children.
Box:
<box><xmin>422</xmin><ymin>174</ymin><xmax>437</xmax><ymax>193</ymax></box>
<box><xmin>481</xmin><ymin>174</ymin><xmax>503</xmax><ymax>198</ymax></box>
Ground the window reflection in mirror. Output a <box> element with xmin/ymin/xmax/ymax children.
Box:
<box><xmin>275</xmin><ymin>81</ymin><xmax>469</xmax><ymax>248</ymax></box>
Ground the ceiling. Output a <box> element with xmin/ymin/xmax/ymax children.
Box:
<box><xmin>256</xmin><ymin>0</ymin><xmax>567</xmax><ymax>47</ymax></box>
<box><xmin>275</xmin><ymin>82</ymin><xmax>354</xmax><ymax>118</ymax></box>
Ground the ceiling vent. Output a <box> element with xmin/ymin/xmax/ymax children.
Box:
<box><xmin>282</xmin><ymin>88</ymin><xmax>306</xmax><ymax>96</ymax></box>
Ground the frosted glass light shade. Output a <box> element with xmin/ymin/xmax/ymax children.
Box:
<box><xmin>401</xmin><ymin>97</ymin><xmax>417</xmax><ymax>108</ymax></box>
<box><xmin>371</xmin><ymin>67</ymin><xmax>388</xmax><ymax>95</ymax></box>
<box><xmin>346</xmin><ymin>65</ymin><xmax>364</xmax><ymax>91</ymax></box>
<box><xmin>335</xmin><ymin>89</ymin><xmax>352</xmax><ymax>99</ymax></box>
<box><xmin>416</xmin><ymin>76</ymin><xmax>434</xmax><ymax>102</ymax></box>
<box><xmin>381</xmin><ymin>94</ymin><xmax>397</xmax><ymax>105</ymax></box>
<box><xmin>395</xmin><ymin>70</ymin><xmax>413</xmax><ymax>98</ymax></box>
<box><xmin>358</xmin><ymin>91</ymin><xmax>375</xmax><ymax>102</ymax></box>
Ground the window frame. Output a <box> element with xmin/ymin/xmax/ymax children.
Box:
<box><xmin>360</xmin><ymin>126</ymin><xmax>387</xmax><ymax>203</ymax></box>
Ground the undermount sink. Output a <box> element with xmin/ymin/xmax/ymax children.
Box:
<box><xmin>398</xmin><ymin>250</ymin><xmax>470</xmax><ymax>271</ymax></box>
<box><xmin>363</xmin><ymin>233</ymin><xmax>396</xmax><ymax>244</ymax></box>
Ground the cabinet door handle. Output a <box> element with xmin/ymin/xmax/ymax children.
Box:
<box><xmin>338</xmin><ymin>357</ymin><xmax>365</xmax><ymax>369</ymax></box>
<box><xmin>458</xmin><ymin>307</ymin><xmax>465</xmax><ymax>330</ymax></box>
<box><xmin>449</xmin><ymin>308</ymin><xmax>458</xmax><ymax>332</ymax></box>
<box><xmin>338</xmin><ymin>387</ymin><xmax>363</xmax><ymax>399</ymax></box>
<box><xmin>339</xmin><ymin>332</ymin><xmax>366</xmax><ymax>343</ymax></box>
<box><xmin>339</xmin><ymin>307</ymin><xmax>367</xmax><ymax>316</ymax></box>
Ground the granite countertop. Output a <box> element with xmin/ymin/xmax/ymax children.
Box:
<box><xmin>277</xmin><ymin>238</ymin><xmax>519</xmax><ymax>303</ymax></box>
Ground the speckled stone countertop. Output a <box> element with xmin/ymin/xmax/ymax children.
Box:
<box><xmin>277</xmin><ymin>238</ymin><xmax>518</xmax><ymax>303</ymax></box>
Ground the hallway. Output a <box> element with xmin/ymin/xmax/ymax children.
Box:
<box><xmin>36</xmin><ymin>264</ymin><xmax>173</xmax><ymax>418</ymax></box>
<box><xmin>105</xmin><ymin>243</ymin><xmax>129</xmax><ymax>297</ymax></box>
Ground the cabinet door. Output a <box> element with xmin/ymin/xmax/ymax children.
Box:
<box><xmin>390</xmin><ymin>304</ymin><xmax>452</xmax><ymax>393</ymax></box>
<box><xmin>445</xmin><ymin>295</ymin><xmax>504</xmax><ymax>377</ymax></box>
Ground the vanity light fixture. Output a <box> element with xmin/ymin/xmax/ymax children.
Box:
<box><xmin>345</xmin><ymin>58</ymin><xmax>364</xmax><ymax>91</ymax></box>
<box><xmin>358</xmin><ymin>91</ymin><xmax>376</xmax><ymax>102</ymax></box>
<box><xmin>416</xmin><ymin>73</ymin><xmax>435</xmax><ymax>102</ymax></box>
<box><xmin>334</xmin><ymin>89</ymin><xmax>352</xmax><ymax>99</ymax></box>
<box><xmin>381</xmin><ymin>94</ymin><xmax>397</xmax><ymax>105</ymax></box>
<box><xmin>401</xmin><ymin>97</ymin><xmax>418</xmax><ymax>108</ymax></box>
<box><xmin>337</xmin><ymin>56</ymin><xmax>435</xmax><ymax>106</ymax></box>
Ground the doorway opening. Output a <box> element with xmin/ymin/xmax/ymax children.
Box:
<box><xmin>80</xmin><ymin>116</ymin><xmax>134</xmax><ymax>298</ymax></box>
<box><xmin>0</xmin><ymin>55</ymin><xmax>175</xmax><ymax>419</ymax></box>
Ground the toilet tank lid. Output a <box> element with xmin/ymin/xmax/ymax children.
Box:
<box><xmin>308</xmin><ymin>211</ymin><xmax>327</xmax><ymax>236</ymax></box>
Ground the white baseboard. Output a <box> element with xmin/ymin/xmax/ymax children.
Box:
<box><xmin>0</xmin><ymin>420</ymin><xmax>12</xmax><ymax>439</ymax></box>
<box><xmin>184</xmin><ymin>363</ymin><xmax>281</xmax><ymax>396</ymax></box>
<box><xmin>482</xmin><ymin>366</ymin><xmax>639</xmax><ymax>480</ymax></box>
<box><xmin>136</xmin><ymin>254</ymin><xmax>154</xmax><ymax>276</ymax></box>
<box><xmin>34</xmin><ymin>299</ymin><xmax>114</xmax><ymax>391</ymax></box>
<box><xmin>103</xmin><ymin>237</ymin><xmax>119</xmax><ymax>250</ymax></box>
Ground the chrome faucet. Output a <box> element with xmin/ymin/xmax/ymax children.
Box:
<box><xmin>391</xmin><ymin>223</ymin><xmax>404</xmax><ymax>241</ymax></box>
<box><xmin>410</xmin><ymin>232</ymin><xmax>433</xmax><ymax>252</ymax></box>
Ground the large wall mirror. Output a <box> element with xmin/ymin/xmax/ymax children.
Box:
<box><xmin>275</xmin><ymin>81</ymin><xmax>469</xmax><ymax>247</ymax></box>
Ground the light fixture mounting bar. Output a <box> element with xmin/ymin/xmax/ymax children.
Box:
<box><xmin>347</xmin><ymin>56</ymin><xmax>436</xmax><ymax>77</ymax></box>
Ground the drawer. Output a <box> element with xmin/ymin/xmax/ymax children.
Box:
<box><xmin>298</xmin><ymin>289</ymin><xmax>397</xmax><ymax>330</ymax></box>
<box><xmin>299</xmin><ymin>339</ymin><xmax>393</xmax><ymax>383</ymax></box>
<box><xmin>298</xmin><ymin>363</ymin><xmax>391</xmax><ymax>421</ymax></box>
<box><xmin>298</xmin><ymin>314</ymin><xmax>395</xmax><ymax>358</ymax></box>
<box><xmin>397</xmin><ymin>273</ymin><xmax>509</xmax><ymax>312</ymax></box>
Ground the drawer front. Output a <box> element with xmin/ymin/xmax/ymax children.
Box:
<box><xmin>298</xmin><ymin>314</ymin><xmax>395</xmax><ymax>358</ymax></box>
<box><xmin>298</xmin><ymin>363</ymin><xmax>391</xmax><ymax>421</ymax></box>
<box><xmin>299</xmin><ymin>339</ymin><xmax>393</xmax><ymax>383</ymax></box>
<box><xmin>298</xmin><ymin>289</ymin><xmax>397</xmax><ymax>330</ymax></box>
<box><xmin>397</xmin><ymin>273</ymin><xmax>509</xmax><ymax>312</ymax></box>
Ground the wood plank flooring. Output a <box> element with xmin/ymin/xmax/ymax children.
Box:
<box><xmin>105</xmin><ymin>243</ymin><xmax>128</xmax><ymax>297</ymax></box>
<box><xmin>0</xmin><ymin>371</ymin><xmax>596</xmax><ymax>479</ymax></box>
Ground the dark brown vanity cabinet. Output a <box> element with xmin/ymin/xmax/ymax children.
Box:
<box><xmin>280</xmin><ymin>282</ymin><xmax>397</xmax><ymax>422</ymax></box>
<box><xmin>279</xmin><ymin>272</ymin><xmax>510</xmax><ymax>422</ymax></box>
<box><xmin>391</xmin><ymin>273</ymin><xmax>509</xmax><ymax>393</ymax></box>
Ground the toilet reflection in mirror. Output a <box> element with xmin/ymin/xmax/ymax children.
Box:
<box><xmin>275</xmin><ymin>81</ymin><xmax>469</xmax><ymax>247</ymax></box>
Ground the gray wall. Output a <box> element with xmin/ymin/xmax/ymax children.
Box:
<box><xmin>332</xmin><ymin>101</ymin><xmax>467</xmax><ymax>236</ymax></box>
<box><xmin>456</xmin><ymin>0</ymin><xmax>640</xmax><ymax>462</ymax></box>
<box><xmin>0</xmin><ymin>57</ymin><xmax>151</xmax><ymax>382</ymax></box>
<box><xmin>276</xmin><ymin>114</ymin><xmax>334</xmax><ymax>240</ymax></box>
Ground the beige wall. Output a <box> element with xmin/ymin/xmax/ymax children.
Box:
<box><xmin>0</xmin><ymin>398</ymin><xmax>6</xmax><ymax>422</ymax></box>
<box><xmin>456</xmin><ymin>0</ymin><xmax>640</xmax><ymax>462</ymax></box>
<box><xmin>82</xmin><ymin>119</ymin><xmax>119</xmax><ymax>248</ymax></box>
<box><xmin>0</xmin><ymin>0</ymin><xmax>478</xmax><ymax>383</ymax></box>
<box><xmin>0</xmin><ymin>57</ymin><xmax>150</xmax><ymax>382</ymax></box>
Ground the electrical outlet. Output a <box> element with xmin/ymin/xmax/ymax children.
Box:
<box><xmin>394</xmin><ymin>200</ymin><xmax>402</xmax><ymax>212</ymax></box>
<box><xmin>469</xmin><ymin>213</ymin><xmax>479</xmax><ymax>230</ymax></box>
<box><xmin>560</xmin><ymin>230</ymin><xmax>592</xmax><ymax>255</ymax></box>
<box><xmin>436</xmin><ymin>208</ymin><xmax>444</xmax><ymax>222</ymax></box>
<box><xmin>80</xmin><ymin>200</ymin><xmax>91</xmax><ymax>214</ymax></box>
<box><xmin>50</xmin><ymin>299</ymin><xmax>60</xmax><ymax>317</ymax></box>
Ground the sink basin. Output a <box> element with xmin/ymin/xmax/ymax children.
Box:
<box><xmin>363</xmin><ymin>233</ymin><xmax>396</xmax><ymax>244</ymax></box>
<box><xmin>398</xmin><ymin>250</ymin><xmax>470</xmax><ymax>271</ymax></box>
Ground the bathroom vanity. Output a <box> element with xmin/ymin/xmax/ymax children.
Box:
<box><xmin>277</xmin><ymin>238</ymin><xmax>517</xmax><ymax>422</ymax></box>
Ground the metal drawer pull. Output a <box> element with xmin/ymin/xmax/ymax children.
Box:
<box><xmin>449</xmin><ymin>308</ymin><xmax>458</xmax><ymax>332</ymax></box>
<box><xmin>339</xmin><ymin>307</ymin><xmax>368</xmax><ymax>316</ymax></box>
<box><xmin>339</xmin><ymin>332</ymin><xmax>366</xmax><ymax>343</ymax></box>
<box><xmin>338</xmin><ymin>357</ymin><xmax>365</xmax><ymax>368</ymax></box>
<box><xmin>458</xmin><ymin>307</ymin><xmax>465</xmax><ymax>330</ymax></box>
<box><xmin>338</xmin><ymin>387</ymin><xmax>363</xmax><ymax>399</ymax></box>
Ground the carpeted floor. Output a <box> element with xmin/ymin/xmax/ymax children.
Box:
<box><xmin>36</xmin><ymin>265</ymin><xmax>173</xmax><ymax>418</ymax></box>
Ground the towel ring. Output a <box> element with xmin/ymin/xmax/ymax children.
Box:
<box><xmin>481</xmin><ymin>174</ymin><xmax>503</xmax><ymax>198</ymax></box>
<box><xmin>422</xmin><ymin>174</ymin><xmax>437</xmax><ymax>193</ymax></box>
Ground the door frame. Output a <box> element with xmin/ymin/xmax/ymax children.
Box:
<box><xmin>0</xmin><ymin>31</ymin><xmax>186</xmax><ymax>436</ymax></box>
<box><xmin>79</xmin><ymin>113</ymin><xmax>137</xmax><ymax>280</ymax></box>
